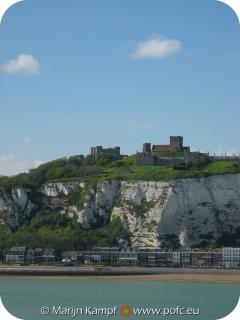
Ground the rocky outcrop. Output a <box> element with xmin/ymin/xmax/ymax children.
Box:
<box><xmin>0</xmin><ymin>188</ymin><xmax>35</xmax><ymax>228</ymax></box>
<box><xmin>40</xmin><ymin>182</ymin><xmax>82</xmax><ymax>197</ymax></box>
<box><xmin>111</xmin><ymin>181</ymin><xmax>171</xmax><ymax>247</ymax></box>
<box><xmin>1</xmin><ymin>174</ymin><xmax>240</xmax><ymax>247</ymax></box>
<box><xmin>68</xmin><ymin>181</ymin><xmax>120</xmax><ymax>228</ymax></box>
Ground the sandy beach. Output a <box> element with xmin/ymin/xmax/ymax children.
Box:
<box><xmin>0</xmin><ymin>274</ymin><xmax>239</xmax><ymax>283</ymax></box>
<box><xmin>1</xmin><ymin>266</ymin><xmax>240</xmax><ymax>282</ymax></box>
<box><xmin>95</xmin><ymin>274</ymin><xmax>240</xmax><ymax>282</ymax></box>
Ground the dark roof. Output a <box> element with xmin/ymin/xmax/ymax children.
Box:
<box><xmin>152</xmin><ymin>145</ymin><xmax>171</xmax><ymax>152</ymax></box>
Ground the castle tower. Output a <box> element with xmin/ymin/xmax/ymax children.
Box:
<box><xmin>142</xmin><ymin>143</ymin><xmax>151</xmax><ymax>153</ymax></box>
<box><xmin>90</xmin><ymin>147</ymin><xmax>96</xmax><ymax>157</ymax></box>
<box><xmin>114</xmin><ymin>146</ymin><xmax>121</xmax><ymax>157</ymax></box>
<box><xmin>91</xmin><ymin>146</ymin><xmax>103</xmax><ymax>159</ymax></box>
<box><xmin>170</xmin><ymin>136</ymin><xmax>183</xmax><ymax>152</ymax></box>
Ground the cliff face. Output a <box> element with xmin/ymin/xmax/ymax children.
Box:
<box><xmin>157</xmin><ymin>175</ymin><xmax>240</xmax><ymax>247</ymax></box>
<box><xmin>1</xmin><ymin>174</ymin><xmax>240</xmax><ymax>247</ymax></box>
<box><xmin>0</xmin><ymin>188</ymin><xmax>35</xmax><ymax>228</ymax></box>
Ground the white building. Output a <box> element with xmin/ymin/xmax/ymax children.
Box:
<box><xmin>119</xmin><ymin>248</ymin><xmax>138</xmax><ymax>265</ymax></box>
<box><xmin>5</xmin><ymin>247</ymin><xmax>26</xmax><ymax>265</ymax></box>
<box><xmin>223</xmin><ymin>247</ymin><xmax>240</xmax><ymax>268</ymax></box>
<box><xmin>172</xmin><ymin>251</ymin><xmax>181</xmax><ymax>264</ymax></box>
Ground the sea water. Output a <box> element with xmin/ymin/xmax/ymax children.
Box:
<box><xmin>0</xmin><ymin>278</ymin><xmax>239</xmax><ymax>319</ymax></box>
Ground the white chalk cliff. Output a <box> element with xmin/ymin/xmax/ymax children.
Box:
<box><xmin>1</xmin><ymin>174</ymin><xmax>240</xmax><ymax>247</ymax></box>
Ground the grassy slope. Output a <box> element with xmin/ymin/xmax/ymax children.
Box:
<box><xmin>0</xmin><ymin>155</ymin><xmax>240</xmax><ymax>192</ymax></box>
<box><xmin>83</xmin><ymin>157</ymin><xmax>240</xmax><ymax>182</ymax></box>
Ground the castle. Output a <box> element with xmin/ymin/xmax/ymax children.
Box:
<box><xmin>89</xmin><ymin>136</ymin><xmax>240</xmax><ymax>168</ymax></box>
<box><xmin>143</xmin><ymin>136</ymin><xmax>190</xmax><ymax>153</ymax></box>
<box><xmin>90</xmin><ymin>146</ymin><xmax>122</xmax><ymax>160</ymax></box>
<box><xmin>137</xmin><ymin>136</ymin><xmax>209</xmax><ymax>168</ymax></box>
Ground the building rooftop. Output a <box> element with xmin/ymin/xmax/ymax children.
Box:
<box><xmin>152</xmin><ymin>145</ymin><xmax>171</xmax><ymax>152</ymax></box>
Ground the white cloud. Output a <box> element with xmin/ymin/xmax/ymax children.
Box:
<box><xmin>131</xmin><ymin>35</ymin><xmax>182</xmax><ymax>60</ymax></box>
<box><xmin>126</xmin><ymin>120</ymin><xmax>154</xmax><ymax>131</ymax></box>
<box><xmin>1</xmin><ymin>55</ymin><xmax>40</xmax><ymax>75</ymax></box>
<box><xmin>0</xmin><ymin>155</ymin><xmax>45</xmax><ymax>176</ymax></box>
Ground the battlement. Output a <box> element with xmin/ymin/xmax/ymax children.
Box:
<box><xmin>211</xmin><ymin>155</ymin><xmax>240</xmax><ymax>162</ymax></box>
<box><xmin>90</xmin><ymin>146</ymin><xmax>121</xmax><ymax>160</ymax></box>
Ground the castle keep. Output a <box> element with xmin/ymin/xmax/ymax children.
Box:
<box><xmin>137</xmin><ymin>136</ymin><xmax>208</xmax><ymax>168</ymax></box>
<box><xmin>149</xmin><ymin>136</ymin><xmax>190</xmax><ymax>153</ymax></box>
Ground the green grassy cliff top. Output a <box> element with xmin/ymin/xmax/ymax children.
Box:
<box><xmin>0</xmin><ymin>154</ymin><xmax>240</xmax><ymax>192</ymax></box>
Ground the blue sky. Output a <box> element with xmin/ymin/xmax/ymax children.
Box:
<box><xmin>0</xmin><ymin>0</ymin><xmax>240</xmax><ymax>175</ymax></box>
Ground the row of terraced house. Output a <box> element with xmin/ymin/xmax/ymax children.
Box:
<box><xmin>5</xmin><ymin>247</ymin><xmax>55</xmax><ymax>265</ymax></box>
<box><xmin>4</xmin><ymin>247</ymin><xmax>240</xmax><ymax>268</ymax></box>
<box><xmin>62</xmin><ymin>247</ymin><xmax>240</xmax><ymax>268</ymax></box>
